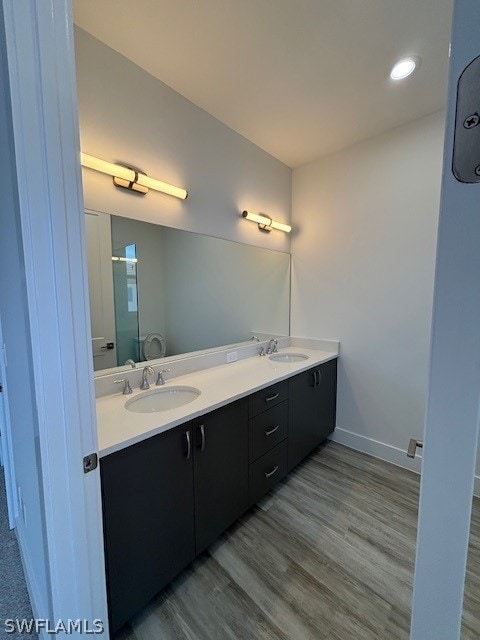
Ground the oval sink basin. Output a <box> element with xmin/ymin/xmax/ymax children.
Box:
<box><xmin>125</xmin><ymin>386</ymin><xmax>201</xmax><ymax>413</ymax></box>
<box><xmin>269</xmin><ymin>353</ymin><xmax>309</xmax><ymax>363</ymax></box>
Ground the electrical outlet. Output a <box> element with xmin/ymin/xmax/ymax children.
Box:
<box><xmin>226</xmin><ymin>351</ymin><xmax>238</xmax><ymax>363</ymax></box>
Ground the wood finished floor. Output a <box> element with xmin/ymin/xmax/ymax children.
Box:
<box><xmin>117</xmin><ymin>441</ymin><xmax>480</xmax><ymax>640</ymax></box>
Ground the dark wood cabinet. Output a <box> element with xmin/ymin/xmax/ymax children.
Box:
<box><xmin>101</xmin><ymin>358</ymin><xmax>337</xmax><ymax>632</ymax></box>
<box><xmin>101</xmin><ymin>423</ymin><xmax>195</xmax><ymax>633</ymax></box>
<box><xmin>248</xmin><ymin>379</ymin><xmax>289</xmax><ymax>417</ymax></box>
<box><xmin>249</xmin><ymin>440</ymin><xmax>288</xmax><ymax>505</ymax></box>
<box><xmin>249</xmin><ymin>400</ymin><xmax>288</xmax><ymax>463</ymax></box>
<box><xmin>288</xmin><ymin>359</ymin><xmax>337</xmax><ymax>471</ymax></box>
<box><xmin>193</xmin><ymin>399</ymin><xmax>248</xmax><ymax>554</ymax></box>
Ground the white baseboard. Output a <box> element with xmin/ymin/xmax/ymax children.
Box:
<box><xmin>330</xmin><ymin>427</ymin><xmax>480</xmax><ymax>498</ymax></box>
<box><xmin>15</xmin><ymin>520</ymin><xmax>49</xmax><ymax>640</ymax></box>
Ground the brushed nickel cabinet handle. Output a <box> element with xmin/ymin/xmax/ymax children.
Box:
<box><xmin>199</xmin><ymin>424</ymin><xmax>206</xmax><ymax>452</ymax></box>
<box><xmin>185</xmin><ymin>431</ymin><xmax>191</xmax><ymax>459</ymax></box>
<box><xmin>265</xmin><ymin>465</ymin><xmax>279</xmax><ymax>479</ymax></box>
<box><xmin>265</xmin><ymin>393</ymin><xmax>279</xmax><ymax>402</ymax></box>
<box><xmin>264</xmin><ymin>425</ymin><xmax>280</xmax><ymax>436</ymax></box>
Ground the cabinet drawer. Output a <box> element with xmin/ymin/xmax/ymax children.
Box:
<box><xmin>249</xmin><ymin>440</ymin><xmax>287</xmax><ymax>505</ymax></box>
<box><xmin>249</xmin><ymin>401</ymin><xmax>288</xmax><ymax>463</ymax></box>
<box><xmin>248</xmin><ymin>380</ymin><xmax>289</xmax><ymax>418</ymax></box>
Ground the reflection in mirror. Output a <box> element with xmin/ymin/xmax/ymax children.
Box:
<box><xmin>112</xmin><ymin>243</ymin><xmax>139</xmax><ymax>365</ymax></box>
<box><xmin>85</xmin><ymin>211</ymin><xmax>291</xmax><ymax>373</ymax></box>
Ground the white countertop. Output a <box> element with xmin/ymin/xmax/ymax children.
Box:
<box><xmin>96</xmin><ymin>347</ymin><xmax>338</xmax><ymax>457</ymax></box>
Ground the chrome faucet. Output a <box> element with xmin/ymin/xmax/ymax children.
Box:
<box><xmin>156</xmin><ymin>368</ymin><xmax>171</xmax><ymax>386</ymax></box>
<box><xmin>266</xmin><ymin>339</ymin><xmax>279</xmax><ymax>354</ymax></box>
<box><xmin>140</xmin><ymin>366</ymin><xmax>156</xmax><ymax>390</ymax></box>
<box><xmin>114</xmin><ymin>378</ymin><xmax>133</xmax><ymax>395</ymax></box>
<box><xmin>125</xmin><ymin>359</ymin><xmax>137</xmax><ymax>369</ymax></box>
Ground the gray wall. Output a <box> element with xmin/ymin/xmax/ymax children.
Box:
<box><xmin>0</xmin><ymin>5</ymin><xmax>51</xmax><ymax>618</ymax></box>
<box><xmin>75</xmin><ymin>27</ymin><xmax>292</xmax><ymax>254</ymax></box>
<box><xmin>291</xmin><ymin>110</ymin><xmax>445</xmax><ymax>470</ymax></box>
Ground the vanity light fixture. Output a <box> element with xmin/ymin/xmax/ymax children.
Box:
<box><xmin>80</xmin><ymin>153</ymin><xmax>188</xmax><ymax>200</ymax></box>
<box><xmin>242</xmin><ymin>210</ymin><xmax>291</xmax><ymax>234</ymax></box>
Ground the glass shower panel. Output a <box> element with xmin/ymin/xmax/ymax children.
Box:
<box><xmin>112</xmin><ymin>243</ymin><xmax>140</xmax><ymax>366</ymax></box>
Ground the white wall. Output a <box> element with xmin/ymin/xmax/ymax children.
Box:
<box><xmin>291</xmin><ymin>110</ymin><xmax>445</xmax><ymax>469</ymax></box>
<box><xmin>0</xmin><ymin>6</ymin><xmax>52</xmax><ymax>618</ymax></box>
<box><xmin>75</xmin><ymin>28</ymin><xmax>291</xmax><ymax>254</ymax></box>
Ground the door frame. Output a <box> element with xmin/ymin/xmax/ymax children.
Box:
<box><xmin>1</xmin><ymin>0</ymin><xmax>108</xmax><ymax>632</ymax></box>
<box><xmin>411</xmin><ymin>1</ymin><xmax>480</xmax><ymax>637</ymax></box>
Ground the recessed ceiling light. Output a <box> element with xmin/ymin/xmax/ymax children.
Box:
<box><xmin>390</xmin><ymin>57</ymin><xmax>421</xmax><ymax>80</ymax></box>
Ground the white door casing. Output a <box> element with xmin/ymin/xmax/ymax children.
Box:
<box><xmin>411</xmin><ymin>1</ymin><xmax>480</xmax><ymax>638</ymax></box>
<box><xmin>1</xmin><ymin>0</ymin><xmax>108</xmax><ymax>634</ymax></box>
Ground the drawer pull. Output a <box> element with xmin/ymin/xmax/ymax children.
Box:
<box><xmin>265</xmin><ymin>465</ymin><xmax>279</xmax><ymax>479</ymax></box>
<box><xmin>264</xmin><ymin>425</ymin><xmax>280</xmax><ymax>436</ymax></box>
<box><xmin>265</xmin><ymin>393</ymin><xmax>279</xmax><ymax>402</ymax></box>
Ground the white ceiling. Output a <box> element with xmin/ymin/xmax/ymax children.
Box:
<box><xmin>73</xmin><ymin>0</ymin><xmax>453</xmax><ymax>168</ymax></box>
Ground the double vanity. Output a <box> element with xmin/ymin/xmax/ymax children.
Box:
<box><xmin>95</xmin><ymin>340</ymin><xmax>338</xmax><ymax>632</ymax></box>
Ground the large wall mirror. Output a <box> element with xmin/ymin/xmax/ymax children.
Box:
<box><xmin>85</xmin><ymin>211</ymin><xmax>291</xmax><ymax>374</ymax></box>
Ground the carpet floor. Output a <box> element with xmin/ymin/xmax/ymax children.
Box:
<box><xmin>0</xmin><ymin>469</ymin><xmax>35</xmax><ymax>639</ymax></box>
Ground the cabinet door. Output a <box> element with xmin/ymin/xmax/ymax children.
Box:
<box><xmin>101</xmin><ymin>424</ymin><xmax>195</xmax><ymax>633</ymax></box>
<box><xmin>288</xmin><ymin>368</ymin><xmax>319</xmax><ymax>471</ymax></box>
<box><xmin>315</xmin><ymin>358</ymin><xmax>337</xmax><ymax>442</ymax></box>
<box><xmin>288</xmin><ymin>359</ymin><xmax>337</xmax><ymax>471</ymax></box>
<box><xmin>193</xmin><ymin>399</ymin><xmax>248</xmax><ymax>554</ymax></box>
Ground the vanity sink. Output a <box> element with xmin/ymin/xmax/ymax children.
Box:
<box><xmin>269</xmin><ymin>353</ymin><xmax>309</xmax><ymax>363</ymax></box>
<box><xmin>125</xmin><ymin>386</ymin><xmax>201</xmax><ymax>413</ymax></box>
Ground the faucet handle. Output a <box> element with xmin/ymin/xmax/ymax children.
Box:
<box><xmin>114</xmin><ymin>379</ymin><xmax>133</xmax><ymax>395</ymax></box>
<box><xmin>156</xmin><ymin>368</ymin><xmax>171</xmax><ymax>386</ymax></box>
